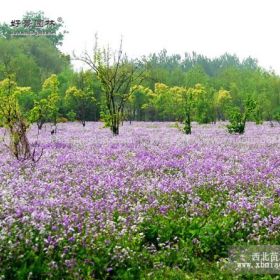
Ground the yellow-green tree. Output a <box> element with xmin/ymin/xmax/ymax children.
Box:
<box><xmin>0</xmin><ymin>76</ymin><xmax>32</xmax><ymax>160</ymax></box>
<box><xmin>65</xmin><ymin>86</ymin><xmax>96</xmax><ymax>126</ymax></box>
<box><xmin>29</xmin><ymin>74</ymin><xmax>60</xmax><ymax>131</ymax></box>
<box><xmin>143</xmin><ymin>83</ymin><xmax>186</xmax><ymax>121</ymax></box>
<box><xmin>29</xmin><ymin>98</ymin><xmax>49</xmax><ymax>130</ymax></box>
<box><xmin>214</xmin><ymin>89</ymin><xmax>232</xmax><ymax>121</ymax></box>
<box><xmin>42</xmin><ymin>74</ymin><xmax>60</xmax><ymax>127</ymax></box>
<box><xmin>190</xmin><ymin>83</ymin><xmax>214</xmax><ymax>124</ymax></box>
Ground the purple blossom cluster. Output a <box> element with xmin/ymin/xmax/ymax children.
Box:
<box><xmin>0</xmin><ymin>121</ymin><xmax>280</xmax><ymax>266</ymax></box>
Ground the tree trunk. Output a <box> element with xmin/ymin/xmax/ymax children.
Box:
<box><xmin>112</xmin><ymin>125</ymin><xmax>119</xmax><ymax>136</ymax></box>
<box><xmin>37</xmin><ymin>120</ymin><xmax>44</xmax><ymax>130</ymax></box>
<box><xmin>111</xmin><ymin>113</ymin><xmax>120</xmax><ymax>136</ymax></box>
<box><xmin>9</xmin><ymin>120</ymin><xmax>31</xmax><ymax>160</ymax></box>
<box><xmin>184</xmin><ymin>113</ymin><xmax>191</xmax><ymax>134</ymax></box>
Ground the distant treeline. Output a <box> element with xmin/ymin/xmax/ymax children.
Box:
<box><xmin>0</xmin><ymin>31</ymin><xmax>280</xmax><ymax>124</ymax></box>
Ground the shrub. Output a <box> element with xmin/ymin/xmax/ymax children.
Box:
<box><xmin>57</xmin><ymin>117</ymin><xmax>68</xmax><ymax>123</ymax></box>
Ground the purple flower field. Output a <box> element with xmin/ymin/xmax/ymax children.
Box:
<box><xmin>1</xmin><ymin>122</ymin><xmax>280</xmax><ymax>278</ymax></box>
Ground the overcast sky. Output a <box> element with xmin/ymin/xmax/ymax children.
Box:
<box><xmin>1</xmin><ymin>0</ymin><xmax>280</xmax><ymax>73</ymax></box>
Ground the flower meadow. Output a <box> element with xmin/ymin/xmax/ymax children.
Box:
<box><xmin>0</xmin><ymin>122</ymin><xmax>280</xmax><ymax>279</ymax></box>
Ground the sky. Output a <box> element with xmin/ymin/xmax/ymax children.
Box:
<box><xmin>1</xmin><ymin>0</ymin><xmax>280</xmax><ymax>73</ymax></box>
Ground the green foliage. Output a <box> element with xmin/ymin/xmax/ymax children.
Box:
<box><xmin>214</xmin><ymin>89</ymin><xmax>232</xmax><ymax>121</ymax></box>
<box><xmin>28</xmin><ymin>74</ymin><xmax>61</xmax><ymax>129</ymax></box>
<box><xmin>141</xmin><ymin>82</ymin><xmax>216</xmax><ymax>134</ymax></box>
<box><xmin>152</xmin><ymin>83</ymin><xmax>185</xmax><ymax>121</ymax></box>
<box><xmin>65</xmin><ymin>71</ymin><xmax>96</xmax><ymax>126</ymax></box>
<box><xmin>190</xmin><ymin>83</ymin><xmax>215</xmax><ymax>124</ymax></box>
<box><xmin>138</xmin><ymin>51</ymin><xmax>280</xmax><ymax>124</ymax></box>
<box><xmin>227</xmin><ymin>97</ymin><xmax>257</xmax><ymax>134</ymax></box>
<box><xmin>125</xmin><ymin>85</ymin><xmax>151</xmax><ymax>121</ymax></box>
<box><xmin>42</xmin><ymin>74</ymin><xmax>60</xmax><ymax>125</ymax></box>
<box><xmin>1</xmin><ymin>37</ymin><xmax>280</xmax><ymax>126</ymax></box>
<box><xmin>66</xmin><ymin>110</ymin><xmax>76</xmax><ymax>121</ymax></box>
<box><xmin>76</xmin><ymin>37</ymin><xmax>145</xmax><ymax>135</ymax></box>
<box><xmin>0</xmin><ymin>11</ymin><xmax>71</xmax><ymax>98</ymax></box>
<box><xmin>57</xmin><ymin>117</ymin><xmax>68</xmax><ymax>123</ymax></box>
<box><xmin>272</xmin><ymin>107</ymin><xmax>280</xmax><ymax>122</ymax></box>
<box><xmin>0</xmin><ymin>37</ymin><xmax>71</xmax><ymax>92</ymax></box>
<box><xmin>253</xmin><ymin>103</ymin><xmax>263</xmax><ymax>124</ymax></box>
<box><xmin>0</xmin><ymin>76</ymin><xmax>32</xmax><ymax>160</ymax></box>
<box><xmin>227</xmin><ymin>107</ymin><xmax>246</xmax><ymax>134</ymax></box>
<box><xmin>185</xmin><ymin>65</ymin><xmax>209</xmax><ymax>87</ymax></box>
<box><xmin>0</xmin><ymin>190</ymin><xmax>268</xmax><ymax>279</ymax></box>
<box><xmin>29</xmin><ymin>99</ymin><xmax>49</xmax><ymax>129</ymax></box>
<box><xmin>0</xmin><ymin>31</ymin><xmax>280</xmax><ymax>130</ymax></box>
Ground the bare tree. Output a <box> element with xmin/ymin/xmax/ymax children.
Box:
<box><xmin>74</xmin><ymin>35</ymin><xmax>145</xmax><ymax>135</ymax></box>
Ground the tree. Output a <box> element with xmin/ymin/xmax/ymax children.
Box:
<box><xmin>29</xmin><ymin>75</ymin><xmax>60</xmax><ymax>132</ymax></box>
<box><xmin>142</xmin><ymin>50</ymin><xmax>185</xmax><ymax>87</ymax></box>
<box><xmin>68</xmin><ymin>70</ymin><xmax>100</xmax><ymax>124</ymax></box>
<box><xmin>191</xmin><ymin>84</ymin><xmax>214</xmax><ymax>124</ymax></box>
<box><xmin>125</xmin><ymin>85</ymin><xmax>151</xmax><ymax>121</ymax></box>
<box><xmin>0</xmin><ymin>38</ymin><xmax>41</xmax><ymax>90</ymax></box>
<box><xmin>214</xmin><ymin>89</ymin><xmax>232</xmax><ymax>121</ymax></box>
<box><xmin>136</xmin><ymin>86</ymin><xmax>157</xmax><ymax>121</ymax></box>
<box><xmin>29</xmin><ymin>98</ymin><xmax>49</xmax><ymax>130</ymax></box>
<box><xmin>75</xmin><ymin>37</ymin><xmax>145</xmax><ymax>135</ymax></box>
<box><xmin>44</xmin><ymin>75</ymin><xmax>60</xmax><ymax>130</ymax></box>
<box><xmin>148</xmin><ymin>83</ymin><xmax>185</xmax><ymax>121</ymax></box>
<box><xmin>65</xmin><ymin>85</ymin><xmax>96</xmax><ymax>126</ymax></box>
<box><xmin>185</xmin><ymin>65</ymin><xmax>209</xmax><ymax>87</ymax></box>
<box><xmin>226</xmin><ymin>96</ymin><xmax>257</xmax><ymax>134</ymax></box>
<box><xmin>182</xmin><ymin>85</ymin><xmax>196</xmax><ymax>134</ymax></box>
<box><xmin>0</xmin><ymin>37</ymin><xmax>71</xmax><ymax>92</ymax></box>
<box><xmin>0</xmin><ymin>76</ymin><xmax>34</xmax><ymax>160</ymax></box>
